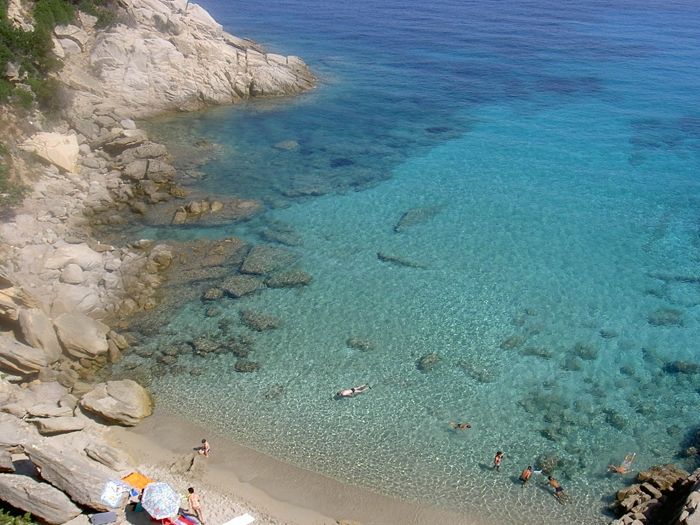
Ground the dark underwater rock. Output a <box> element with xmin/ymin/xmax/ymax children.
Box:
<box><xmin>573</xmin><ymin>342</ymin><xmax>598</xmax><ymax>360</ymax></box>
<box><xmin>346</xmin><ymin>337</ymin><xmax>375</xmax><ymax>352</ymax></box>
<box><xmin>221</xmin><ymin>275</ymin><xmax>265</xmax><ymax>298</ymax></box>
<box><xmin>663</xmin><ymin>360</ymin><xmax>700</xmax><ymax>375</ymax></box>
<box><xmin>393</xmin><ymin>205</ymin><xmax>442</xmax><ymax>233</ymax></box>
<box><xmin>240</xmin><ymin>310</ymin><xmax>281</xmax><ymax>332</ymax></box>
<box><xmin>266</xmin><ymin>269</ymin><xmax>312</xmax><ymax>288</ymax></box>
<box><xmin>417</xmin><ymin>351</ymin><xmax>439</xmax><ymax>372</ymax></box>
<box><xmin>240</xmin><ymin>245</ymin><xmax>299</xmax><ymax>275</ymax></box>
<box><xmin>201</xmin><ymin>287</ymin><xmax>223</xmax><ymax>301</ymax></box>
<box><xmin>648</xmin><ymin>308</ymin><xmax>684</xmax><ymax>327</ymax></box>
<box><xmin>234</xmin><ymin>359</ymin><xmax>259</xmax><ymax>373</ymax></box>
<box><xmin>499</xmin><ymin>335</ymin><xmax>525</xmax><ymax>350</ymax></box>
<box><xmin>377</xmin><ymin>252</ymin><xmax>426</xmax><ymax>269</ymax></box>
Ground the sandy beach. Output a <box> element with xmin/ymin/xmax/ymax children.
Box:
<box><xmin>108</xmin><ymin>407</ymin><xmax>494</xmax><ymax>525</ymax></box>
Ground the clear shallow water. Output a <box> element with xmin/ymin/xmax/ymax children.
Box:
<box><xmin>124</xmin><ymin>0</ymin><xmax>700</xmax><ymax>523</ymax></box>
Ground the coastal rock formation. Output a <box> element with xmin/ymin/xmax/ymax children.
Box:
<box><xmin>240</xmin><ymin>309</ymin><xmax>281</xmax><ymax>331</ymax></box>
<box><xmin>0</xmin><ymin>333</ymin><xmax>53</xmax><ymax>375</ymax></box>
<box><xmin>25</xmin><ymin>443</ymin><xmax>118</xmax><ymax>512</ymax></box>
<box><xmin>31</xmin><ymin>416</ymin><xmax>87</xmax><ymax>435</ymax></box>
<box><xmin>266</xmin><ymin>269</ymin><xmax>312</xmax><ymax>288</ymax></box>
<box><xmin>19</xmin><ymin>132</ymin><xmax>80</xmax><ymax>174</ymax></box>
<box><xmin>18</xmin><ymin>308</ymin><xmax>62</xmax><ymax>362</ymax></box>
<box><xmin>59</xmin><ymin>0</ymin><xmax>315</xmax><ymax>118</ymax></box>
<box><xmin>54</xmin><ymin>312</ymin><xmax>110</xmax><ymax>360</ymax></box>
<box><xmin>80</xmin><ymin>379</ymin><xmax>153</xmax><ymax>425</ymax></box>
<box><xmin>0</xmin><ymin>473</ymin><xmax>82</xmax><ymax>524</ymax></box>
<box><xmin>240</xmin><ymin>245</ymin><xmax>299</xmax><ymax>275</ymax></box>
<box><xmin>221</xmin><ymin>274</ymin><xmax>265</xmax><ymax>298</ymax></box>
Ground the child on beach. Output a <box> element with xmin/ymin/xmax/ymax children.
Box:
<box><xmin>198</xmin><ymin>439</ymin><xmax>210</xmax><ymax>457</ymax></box>
<box><xmin>187</xmin><ymin>487</ymin><xmax>205</xmax><ymax>524</ymax></box>
<box><xmin>493</xmin><ymin>451</ymin><xmax>504</xmax><ymax>471</ymax></box>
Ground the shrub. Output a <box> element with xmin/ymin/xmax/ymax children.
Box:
<box><xmin>0</xmin><ymin>508</ymin><xmax>36</xmax><ymax>525</ymax></box>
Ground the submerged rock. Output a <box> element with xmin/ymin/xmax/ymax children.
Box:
<box><xmin>663</xmin><ymin>361</ymin><xmax>700</xmax><ymax>375</ymax></box>
<box><xmin>648</xmin><ymin>308</ymin><xmax>684</xmax><ymax>327</ymax></box>
<box><xmin>263</xmin><ymin>383</ymin><xmax>285</xmax><ymax>400</ymax></box>
<box><xmin>240</xmin><ymin>310</ymin><xmax>281</xmax><ymax>332</ymax></box>
<box><xmin>221</xmin><ymin>275</ymin><xmax>265</xmax><ymax>297</ymax></box>
<box><xmin>499</xmin><ymin>334</ymin><xmax>525</xmax><ymax>350</ymax></box>
<box><xmin>201</xmin><ymin>287</ymin><xmax>224</xmax><ymax>301</ymax></box>
<box><xmin>346</xmin><ymin>337</ymin><xmax>376</xmax><ymax>352</ymax></box>
<box><xmin>457</xmin><ymin>360</ymin><xmax>496</xmax><ymax>383</ymax></box>
<box><xmin>573</xmin><ymin>342</ymin><xmax>598</xmax><ymax>360</ymax></box>
<box><xmin>266</xmin><ymin>269</ymin><xmax>312</xmax><ymax>288</ymax></box>
<box><xmin>417</xmin><ymin>351</ymin><xmax>439</xmax><ymax>372</ymax></box>
<box><xmin>377</xmin><ymin>252</ymin><xmax>426</xmax><ymax>269</ymax></box>
<box><xmin>234</xmin><ymin>359</ymin><xmax>259</xmax><ymax>373</ymax></box>
<box><xmin>240</xmin><ymin>245</ymin><xmax>299</xmax><ymax>275</ymax></box>
<box><xmin>394</xmin><ymin>205</ymin><xmax>442</xmax><ymax>233</ymax></box>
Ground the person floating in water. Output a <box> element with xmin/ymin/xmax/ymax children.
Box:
<box><xmin>548</xmin><ymin>475</ymin><xmax>568</xmax><ymax>503</ymax></box>
<box><xmin>608</xmin><ymin>452</ymin><xmax>636</xmax><ymax>474</ymax></box>
<box><xmin>519</xmin><ymin>465</ymin><xmax>533</xmax><ymax>485</ymax></box>
<box><xmin>493</xmin><ymin>451</ymin><xmax>504</xmax><ymax>471</ymax></box>
<box><xmin>335</xmin><ymin>384</ymin><xmax>371</xmax><ymax>399</ymax></box>
<box><xmin>449</xmin><ymin>421</ymin><xmax>472</xmax><ymax>430</ymax></box>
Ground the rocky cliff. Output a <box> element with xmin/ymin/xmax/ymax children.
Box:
<box><xmin>57</xmin><ymin>0</ymin><xmax>315</xmax><ymax>117</ymax></box>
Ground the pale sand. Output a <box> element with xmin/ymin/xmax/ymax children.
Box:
<box><xmin>107</xmin><ymin>407</ymin><xmax>497</xmax><ymax>525</ymax></box>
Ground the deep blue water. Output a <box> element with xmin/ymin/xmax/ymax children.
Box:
<box><xmin>128</xmin><ymin>1</ymin><xmax>700</xmax><ymax>523</ymax></box>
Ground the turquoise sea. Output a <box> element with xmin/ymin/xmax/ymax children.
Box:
<box><xmin>120</xmin><ymin>1</ymin><xmax>700</xmax><ymax>523</ymax></box>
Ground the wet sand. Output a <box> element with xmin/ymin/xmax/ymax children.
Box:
<box><xmin>108</xmin><ymin>407</ymin><xmax>497</xmax><ymax>525</ymax></box>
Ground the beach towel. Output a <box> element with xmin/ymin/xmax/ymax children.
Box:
<box><xmin>122</xmin><ymin>471</ymin><xmax>155</xmax><ymax>490</ymax></box>
<box><xmin>221</xmin><ymin>513</ymin><xmax>255</xmax><ymax>525</ymax></box>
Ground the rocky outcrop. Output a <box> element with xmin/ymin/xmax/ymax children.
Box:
<box><xmin>59</xmin><ymin>0</ymin><xmax>315</xmax><ymax>119</ymax></box>
<box><xmin>18</xmin><ymin>308</ymin><xmax>62</xmax><ymax>362</ymax></box>
<box><xmin>25</xmin><ymin>442</ymin><xmax>118</xmax><ymax>512</ymax></box>
<box><xmin>240</xmin><ymin>245</ymin><xmax>299</xmax><ymax>275</ymax></box>
<box><xmin>19</xmin><ymin>132</ymin><xmax>80</xmax><ymax>174</ymax></box>
<box><xmin>0</xmin><ymin>333</ymin><xmax>54</xmax><ymax>375</ymax></box>
<box><xmin>0</xmin><ymin>473</ymin><xmax>82</xmax><ymax>524</ymax></box>
<box><xmin>80</xmin><ymin>379</ymin><xmax>153</xmax><ymax>425</ymax></box>
<box><xmin>610</xmin><ymin>464</ymin><xmax>697</xmax><ymax>525</ymax></box>
<box><xmin>54</xmin><ymin>312</ymin><xmax>109</xmax><ymax>360</ymax></box>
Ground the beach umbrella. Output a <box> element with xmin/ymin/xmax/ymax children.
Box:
<box><xmin>141</xmin><ymin>482</ymin><xmax>181</xmax><ymax>520</ymax></box>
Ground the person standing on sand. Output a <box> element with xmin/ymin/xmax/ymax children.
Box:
<box><xmin>493</xmin><ymin>451</ymin><xmax>504</xmax><ymax>471</ymax></box>
<box><xmin>198</xmin><ymin>439</ymin><xmax>210</xmax><ymax>457</ymax></box>
<box><xmin>187</xmin><ymin>487</ymin><xmax>205</xmax><ymax>524</ymax></box>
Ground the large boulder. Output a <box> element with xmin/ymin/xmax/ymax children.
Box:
<box><xmin>18</xmin><ymin>308</ymin><xmax>62</xmax><ymax>362</ymax></box>
<box><xmin>19</xmin><ymin>132</ymin><xmax>80</xmax><ymax>173</ymax></box>
<box><xmin>0</xmin><ymin>412</ymin><xmax>37</xmax><ymax>451</ymax></box>
<box><xmin>53</xmin><ymin>312</ymin><xmax>109</xmax><ymax>360</ymax></box>
<box><xmin>80</xmin><ymin>380</ymin><xmax>153</xmax><ymax>426</ymax></box>
<box><xmin>31</xmin><ymin>416</ymin><xmax>86</xmax><ymax>435</ymax></box>
<box><xmin>0</xmin><ymin>333</ymin><xmax>53</xmax><ymax>375</ymax></box>
<box><xmin>44</xmin><ymin>243</ymin><xmax>103</xmax><ymax>271</ymax></box>
<box><xmin>0</xmin><ymin>473</ymin><xmax>82</xmax><ymax>524</ymax></box>
<box><xmin>24</xmin><ymin>442</ymin><xmax>119</xmax><ymax>512</ymax></box>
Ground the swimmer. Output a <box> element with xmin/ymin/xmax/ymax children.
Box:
<box><xmin>335</xmin><ymin>384</ymin><xmax>370</xmax><ymax>399</ymax></box>
<box><xmin>449</xmin><ymin>421</ymin><xmax>472</xmax><ymax>430</ymax></box>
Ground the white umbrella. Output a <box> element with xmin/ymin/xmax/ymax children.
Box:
<box><xmin>141</xmin><ymin>482</ymin><xmax>181</xmax><ymax>520</ymax></box>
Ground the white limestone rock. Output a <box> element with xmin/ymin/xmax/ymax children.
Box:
<box><xmin>0</xmin><ymin>334</ymin><xmax>53</xmax><ymax>375</ymax></box>
<box><xmin>19</xmin><ymin>132</ymin><xmax>80</xmax><ymax>173</ymax></box>
<box><xmin>80</xmin><ymin>379</ymin><xmax>153</xmax><ymax>426</ymax></box>
<box><xmin>18</xmin><ymin>308</ymin><xmax>62</xmax><ymax>362</ymax></box>
<box><xmin>0</xmin><ymin>473</ymin><xmax>82</xmax><ymax>524</ymax></box>
<box><xmin>53</xmin><ymin>312</ymin><xmax>109</xmax><ymax>360</ymax></box>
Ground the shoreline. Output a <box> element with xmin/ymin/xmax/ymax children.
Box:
<box><xmin>109</xmin><ymin>406</ymin><xmax>495</xmax><ymax>525</ymax></box>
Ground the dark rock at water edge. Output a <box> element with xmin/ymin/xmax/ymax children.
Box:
<box><xmin>417</xmin><ymin>352</ymin><xmax>439</xmax><ymax>372</ymax></box>
<box><xmin>240</xmin><ymin>310</ymin><xmax>281</xmax><ymax>332</ymax></box>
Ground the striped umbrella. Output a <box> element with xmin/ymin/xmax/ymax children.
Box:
<box><xmin>141</xmin><ymin>482</ymin><xmax>181</xmax><ymax>520</ymax></box>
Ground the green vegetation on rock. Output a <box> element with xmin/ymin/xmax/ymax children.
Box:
<box><xmin>0</xmin><ymin>508</ymin><xmax>37</xmax><ymax>525</ymax></box>
<box><xmin>0</xmin><ymin>0</ymin><xmax>113</xmax><ymax>109</ymax></box>
<box><xmin>0</xmin><ymin>142</ymin><xmax>26</xmax><ymax>210</ymax></box>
